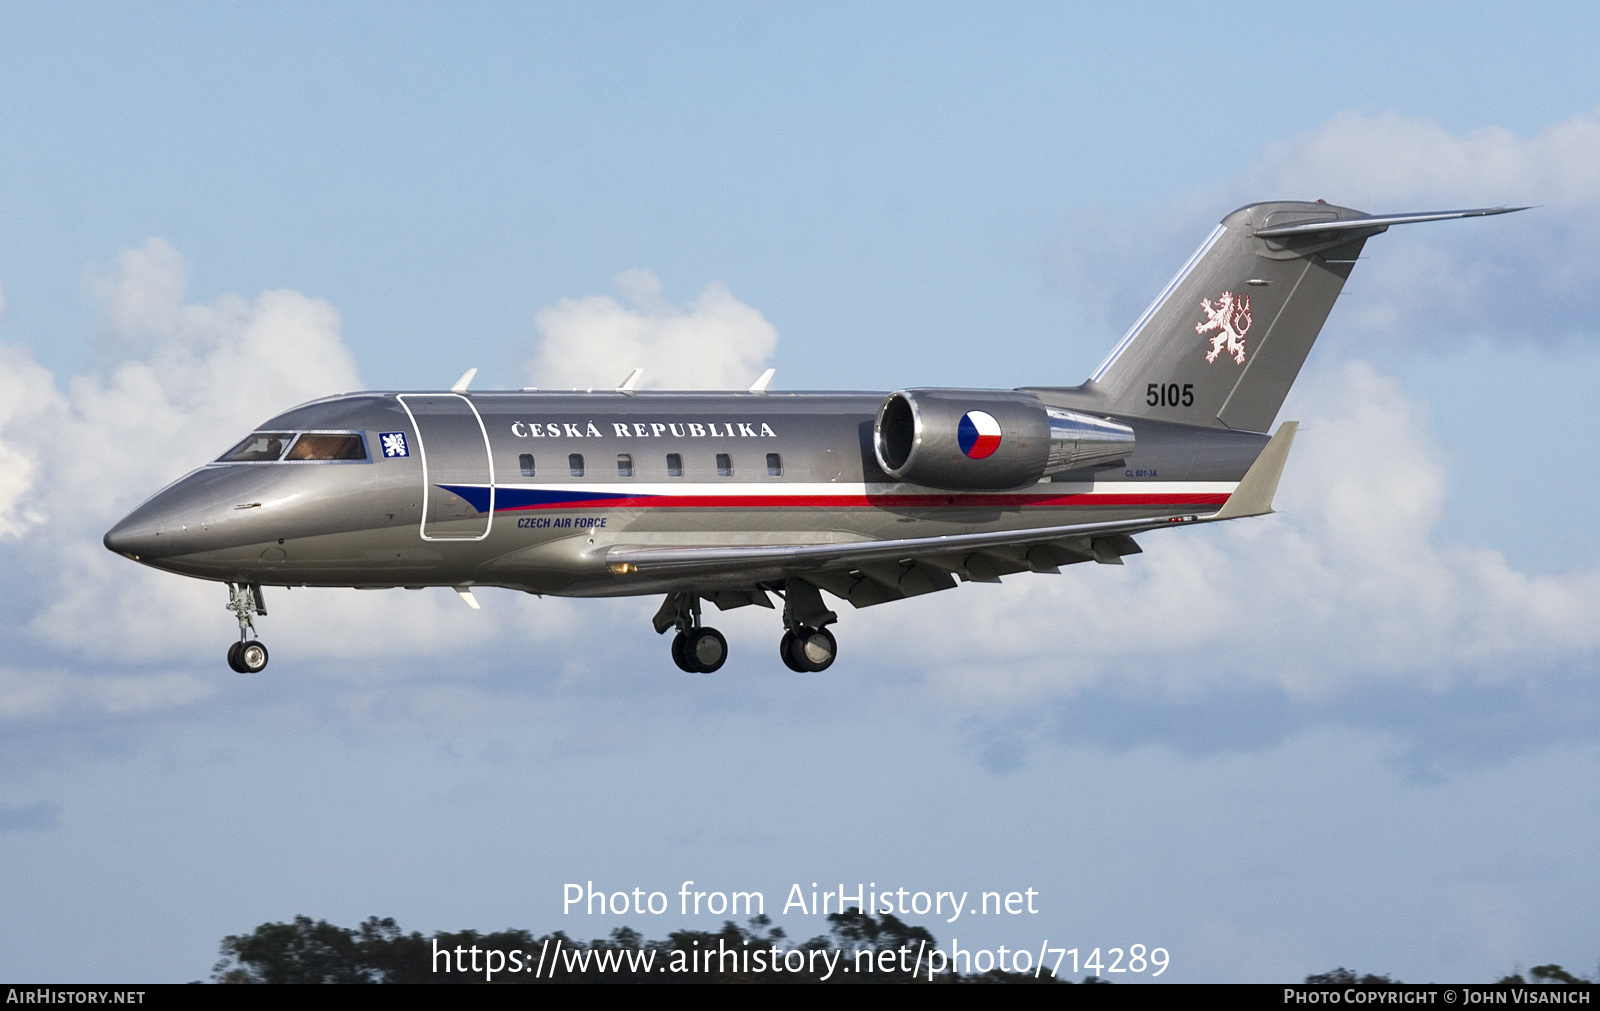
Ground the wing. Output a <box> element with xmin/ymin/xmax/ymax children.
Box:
<box><xmin>610</xmin><ymin>422</ymin><xmax>1297</xmax><ymax>613</ymax></box>
<box><xmin>613</xmin><ymin>513</ymin><xmax>1173</xmax><ymax>608</ymax></box>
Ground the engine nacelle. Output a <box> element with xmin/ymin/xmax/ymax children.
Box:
<box><xmin>873</xmin><ymin>389</ymin><xmax>1134</xmax><ymax>490</ymax></box>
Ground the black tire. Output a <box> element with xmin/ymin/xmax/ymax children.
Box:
<box><xmin>792</xmin><ymin>626</ymin><xmax>836</xmax><ymax>672</ymax></box>
<box><xmin>226</xmin><ymin>641</ymin><xmax>245</xmax><ymax>673</ymax></box>
<box><xmin>237</xmin><ymin>639</ymin><xmax>269</xmax><ymax>673</ymax></box>
<box><xmin>687</xmin><ymin>627</ymin><xmax>727</xmax><ymax>673</ymax></box>
<box><xmin>671</xmin><ymin>631</ymin><xmax>697</xmax><ymax>672</ymax></box>
<box><xmin>779</xmin><ymin>631</ymin><xmax>808</xmax><ymax>672</ymax></box>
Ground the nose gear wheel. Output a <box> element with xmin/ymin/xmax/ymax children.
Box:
<box><xmin>228</xmin><ymin>640</ymin><xmax>269</xmax><ymax>673</ymax></box>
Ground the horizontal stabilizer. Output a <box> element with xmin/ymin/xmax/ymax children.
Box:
<box><xmin>1208</xmin><ymin>421</ymin><xmax>1297</xmax><ymax>520</ymax></box>
<box><xmin>1253</xmin><ymin>206</ymin><xmax>1529</xmax><ymax>238</ymax></box>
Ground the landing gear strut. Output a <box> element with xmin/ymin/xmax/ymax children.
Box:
<box><xmin>225</xmin><ymin>582</ymin><xmax>269</xmax><ymax>673</ymax></box>
<box><xmin>657</xmin><ymin>592</ymin><xmax>727</xmax><ymax>673</ymax></box>
<box><xmin>778</xmin><ymin>578</ymin><xmax>838</xmax><ymax>672</ymax></box>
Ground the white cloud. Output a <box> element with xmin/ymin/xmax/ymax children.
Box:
<box><xmin>1234</xmin><ymin>109</ymin><xmax>1600</xmax><ymax>346</ymax></box>
<box><xmin>1059</xmin><ymin>109</ymin><xmax>1600</xmax><ymax>353</ymax></box>
<box><xmin>0</xmin><ymin>242</ymin><xmax>644</xmax><ymax>718</ymax></box>
<box><xmin>0</xmin><ymin>666</ymin><xmax>217</xmax><ymax>719</ymax></box>
<box><xmin>88</xmin><ymin>238</ymin><xmax>191</xmax><ymax>347</ymax></box>
<box><xmin>856</xmin><ymin>360</ymin><xmax>1600</xmax><ymax>703</ymax></box>
<box><xmin>1</xmin><ymin>238</ymin><xmax>372</xmax><ymax>667</ymax></box>
<box><xmin>1</xmin><ymin>238</ymin><xmax>366</xmax><ymax>539</ymax></box>
<box><xmin>526</xmin><ymin>269</ymin><xmax>778</xmax><ymax>391</ymax></box>
<box><xmin>0</xmin><ymin>343</ymin><xmax>61</xmax><ymax>538</ymax></box>
<box><xmin>1244</xmin><ymin>110</ymin><xmax>1600</xmax><ymax>213</ymax></box>
<box><xmin>0</xmin><ymin>243</ymin><xmax>474</xmax><ymax>693</ymax></box>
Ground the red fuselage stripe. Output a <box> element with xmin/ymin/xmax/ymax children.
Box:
<box><xmin>494</xmin><ymin>492</ymin><xmax>1231</xmax><ymax>512</ymax></box>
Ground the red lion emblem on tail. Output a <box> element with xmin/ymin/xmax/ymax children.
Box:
<box><xmin>1197</xmin><ymin>291</ymin><xmax>1252</xmax><ymax>365</ymax></box>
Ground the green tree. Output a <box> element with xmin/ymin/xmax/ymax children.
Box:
<box><xmin>1305</xmin><ymin>967</ymin><xmax>1399</xmax><ymax>985</ymax></box>
<box><xmin>1529</xmin><ymin>964</ymin><xmax>1585</xmax><ymax>984</ymax></box>
<box><xmin>214</xmin><ymin>916</ymin><xmax>373</xmax><ymax>983</ymax></box>
<box><xmin>214</xmin><ymin>911</ymin><xmax>1072</xmax><ymax>983</ymax></box>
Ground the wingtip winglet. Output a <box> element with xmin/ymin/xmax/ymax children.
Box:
<box><xmin>1211</xmin><ymin>421</ymin><xmax>1298</xmax><ymax>520</ymax></box>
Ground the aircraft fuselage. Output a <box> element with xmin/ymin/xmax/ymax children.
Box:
<box><xmin>105</xmin><ymin>389</ymin><xmax>1267</xmax><ymax>599</ymax></box>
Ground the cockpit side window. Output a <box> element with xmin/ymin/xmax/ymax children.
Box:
<box><xmin>219</xmin><ymin>432</ymin><xmax>294</xmax><ymax>462</ymax></box>
<box><xmin>285</xmin><ymin>432</ymin><xmax>368</xmax><ymax>461</ymax></box>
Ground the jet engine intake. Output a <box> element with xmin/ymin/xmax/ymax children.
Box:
<box><xmin>873</xmin><ymin>389</ymin><xmax>1134</xmax><ymax>489</ymax></box>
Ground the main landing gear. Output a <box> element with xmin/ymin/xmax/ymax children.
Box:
<box><xmin>225</xmin><ymin>581</ymin><xmax>270</xmax><ymax>673</ymax></box>
<box><xmin>660</xmin><ymin>592</ymin><xmax>728</xmax><ymax>673</ymax></box>
<box><xmin>778</xmin><ymin>579</ymin><xmax>838</xmax><ymax>673</ymax></box>
<box><xmin>653</xmin><ymin>581</ymin><xmax>841</xmax><ymax>674</ymax></box>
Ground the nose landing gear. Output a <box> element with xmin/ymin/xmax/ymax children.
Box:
<box><xmin>225</xmin><ymin>582</ymin><xmax>270</xmax><ymax>673</ymax></box>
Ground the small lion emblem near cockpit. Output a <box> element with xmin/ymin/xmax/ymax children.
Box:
<box><xmin>1197</xmin><ymin>291</ymin><xmax>1252</xmax><ymax>365</ymax></box>
<box><xmin>379</xmin><ymin>432</ymin><xmax>410</xmax><ymax>458</ymax></box>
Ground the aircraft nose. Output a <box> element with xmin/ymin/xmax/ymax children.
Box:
<box><xmin>103</xmin><ymin>462</ymin><xmax>319</xmax><ymax>567</ymax></box>
<box><xmin>103</xmin><ymin>504</ymin><xmax>184</xmax><ymax>562</ymax></box>
<box><xmin>103</xmin><ymin>513</ymin><xmax>165</xmax><ymax>561</ymax></box>
<box><xmin>102</xmin><ymin>470</ymin><xmax>227</xmax><ymax>562</ymax></box>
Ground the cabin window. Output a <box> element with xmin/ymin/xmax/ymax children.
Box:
<box><xmin>219</xmin><ymin>432</ymin><xmax>293</xmax><ymax>462</ymax></box>
<box><xmin>569</xmin><ymin>453</ymin><xmax>585</xmax><ymax>477</ymax></box>
<box><xmin>519</xmin><ymin>454</ymin><xmax>535</xmax><ymax>477</ymax></box>
<box><xmin>766</xmin><ymin>452</ymin><xmax>782</xmax><ymax>477</ymax></box>
<box><xmin>285</xmin><ymin>432</ymin><xmax>367</xmax><ymax>461</ymax></box>
<box><xmin>617</xmin><ymin>453</ymin><xmax>633</xmax><ymax>478</ymax></box>
<box><xmin>716</xmin><ymin>453</ymin><xmax>733</xmax><ymax>477</ymax></box>
<box><xmin>666</xmin><ymin>453</ymin><xmax>683</xmax><ymax>477</ymax></box>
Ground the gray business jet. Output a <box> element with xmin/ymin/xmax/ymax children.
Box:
<box><xmin>103</xmin><ymin>200</ymin><xmax>1522</xmax><ymax>674</ymax></box>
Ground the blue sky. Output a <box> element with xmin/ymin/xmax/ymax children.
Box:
<box><xmin>1</xmin><ymin>1</ymin><xmax>1598</xmax><ymax>983</ymax></box>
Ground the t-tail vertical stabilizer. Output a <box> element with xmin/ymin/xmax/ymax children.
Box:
<box><xmin>1082</xmin><ymin>201</ymin><xmax>1525</xmax><ymax>433</ymax></box>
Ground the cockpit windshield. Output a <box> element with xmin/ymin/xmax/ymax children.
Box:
<box><xmin>285</xmin><ymin>433</ymin><xmax>367</xmax><ymax>461</ymax></box>
<box><xmin>218</xmin><ymin>431</ymin><xmax>369</xmax><ymax>463</ymax></box>
<box><xmin>220</xmin><ymin>432</ymin><xmax>294</xmax><ymax>462</ymax></box>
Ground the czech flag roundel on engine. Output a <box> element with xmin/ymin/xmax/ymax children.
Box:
<box><xmin>957</xmin><ymin>410</ymin><xmax>1002</xmax><ymax>459</ymax></box>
